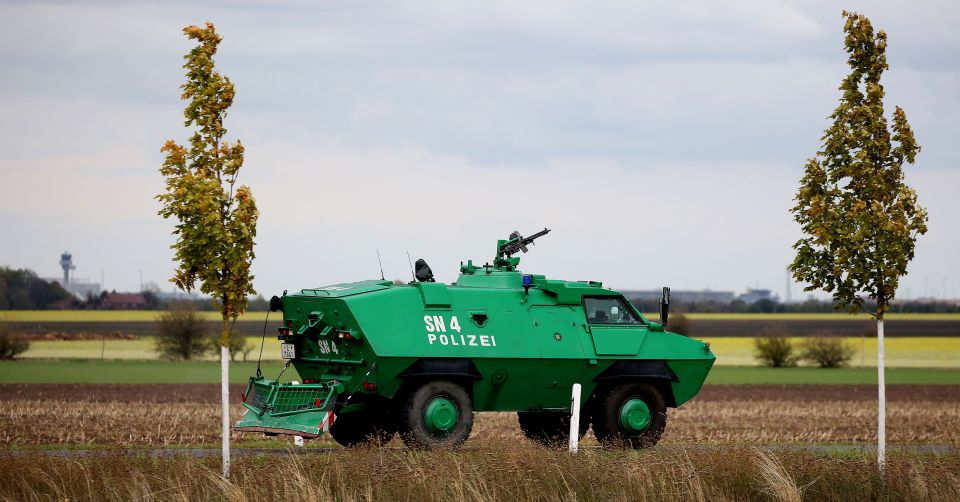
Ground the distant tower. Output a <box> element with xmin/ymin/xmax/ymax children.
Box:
<box><xmin>59</xmin><ymin>251</ymin><xmax>76</xmax><ymax>285</ymax></box>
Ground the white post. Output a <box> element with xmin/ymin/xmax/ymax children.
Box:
<box><xmin>221</xmin><ymin>345</ymin><xmax>231</xmax><ymax>478</ymax></box>
<box><xmin>291</xmin><ymin>380</ymin><xmax>304</xmax><ymax>447</ymax></box>
<box><xmin>569</xmin><ymin>383</ymin><xmax>582</xmax><ymax>453</ymax></box>
<box><xmin>877</xmin><ymin>318</ymin><xmax>885</xmax><ymax>470</ymax></box>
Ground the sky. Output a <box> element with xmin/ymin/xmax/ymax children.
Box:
<box><xmin>0</xmin><ymin>0</ymin><xmax>958</xmax><ymax>301</ymax></box>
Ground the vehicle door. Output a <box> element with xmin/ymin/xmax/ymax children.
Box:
<box><xmin>529</xmin><ymin>307</ymin><xmax>585</xmax><ymax>394</ymax></box>
<box><xmin>583</xmin><ymin>296</ymin><xmax>648</xmax><ymax>356</ymax></box>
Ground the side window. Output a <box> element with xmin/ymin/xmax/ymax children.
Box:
<box><xmin>583</xmin><ymin>297</ymin><xmax>643</xmax><ymax>325</ymax></box>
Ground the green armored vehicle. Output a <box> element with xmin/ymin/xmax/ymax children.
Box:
<box><xmin>236</xmin><ymin>229</ymin><xmax>715</xmax><ymax>448</ymax></box>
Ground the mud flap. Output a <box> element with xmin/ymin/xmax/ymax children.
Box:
<box><xmin>234</xmin><ymin>377</ymin><xmax>342</xmax><ymax>438</ymax></box>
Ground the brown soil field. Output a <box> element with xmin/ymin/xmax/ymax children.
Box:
<box><xmin>1</xmin><ymin>384</ymin><xmax>957</xmax><ymax>447</ymax></box>
<box><xmin>21</xmin><ymin>332</ymin><xmax>138</xmax><ymax>341</ymax></box>
<box><xmin>2</xmin><ymin>383</ymin><xmax>958</xmax><ymax>403</ymax></box>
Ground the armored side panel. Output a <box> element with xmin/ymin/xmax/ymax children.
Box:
<box><xmin>236</xmin><ymin>266</ymin><xmax>715</xmax><ymax>437</ymax></box>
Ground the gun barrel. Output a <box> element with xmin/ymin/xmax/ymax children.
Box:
<box><xmin>522</xmin><ymin>228</ymin><xmax>550</xmax><ymax>244</ymax></box>
<box><xmin>500</xmin><ymin>228</ymin><xmax>551</xmax><ymax>257</ymax></box>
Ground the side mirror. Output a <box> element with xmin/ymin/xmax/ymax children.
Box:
<box><xmin>659</xmin><ymin>286</ymin><xmax>670</xmax><ymax>326</ymax></box>
<box><xmin>269</xmin><ymin>295</ymin><xmax>283</xmax><ymax>312</ymax></box>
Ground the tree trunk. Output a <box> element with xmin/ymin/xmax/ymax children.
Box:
<box><xmin>877</xmin><ymin>315</ymin><xmax>885</xmax><ymax>471</ymax></box>
<box><xmin>221</xmin><ymin>317</ymin><xmax>231</xmax><ymax>478</ymax></box>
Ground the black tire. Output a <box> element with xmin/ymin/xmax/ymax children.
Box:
<box><xmin>517</xmin><ymin>411</ymin><xmax>589</xmax><ymax>447</ymax></box>
<box><xmin>397</xmin><ymin>380</ymin><xmax>473</xmax><ymax>449</ymax></box>
<box><xmin>592</xmin><ymin>382</ymin><xmax>667</xmax><ymax>449</ymax></box>
<box><xmin>329</xmin><ymin>408</ymin><xmax>397</xmax><ymax>447</ymax></box>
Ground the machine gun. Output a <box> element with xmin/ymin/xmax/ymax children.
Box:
<box><xmin>494</xmin><ymin>228</ymin><xmax>550</xmax><ymax>270</ymax></box>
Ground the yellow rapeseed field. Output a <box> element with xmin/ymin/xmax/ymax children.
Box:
<box><xmin>706</xmin><ymin>336</ymin><xmax>960</xmax><ymax>367</ymax></box>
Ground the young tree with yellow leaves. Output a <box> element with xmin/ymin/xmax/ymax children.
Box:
<box><xmin>158</xmin><ymin>22</ymin><xmax>258</xmax><ymax>478</ymax></box>
<box><xmin>791</xmin><ymin>11</ymin><xmax>927</xmax><ymax>470</ymax></box>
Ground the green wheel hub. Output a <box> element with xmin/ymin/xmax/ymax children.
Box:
<box><xmin>424</xmin><ymin>397</ymin><xmax>458</xmax><ymax>435</ymax></box>
<box><xmin>619</xmin><ymin>398</ymin><xmax>651</xmax><ymax>432</ymax></box>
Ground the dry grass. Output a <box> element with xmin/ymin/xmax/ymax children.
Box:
<box><xmin>2</xmin><ymin>386</ymin><xmax>959</xmax><ymax>501</ymax></box>
<box><xmin>0</xmin><ymin>444</ymin><xmax>958</xmax><ymax>501</ymax></box>
<box><xmin>1</xmin><ymin>398</ymin><xmax>958</xmax><ymax>447</ymax></box>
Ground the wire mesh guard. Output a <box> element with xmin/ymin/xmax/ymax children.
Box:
<box><xmin>243</xmin><ymin>378</ymin><xmax>336</xmax><ymax>416</ymax></box>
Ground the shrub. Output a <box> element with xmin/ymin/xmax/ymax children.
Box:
<box><xmin>0</xmin><ymin>320</ymin><xmax>29</xmax><ymax>360</ymax></box>
<box><xmin>667</xmin><ymin>312</ymin><xmax>691</xmax><ymax>337</ymax></box>
<box><xmin>753</xmin><ymin>325</ymin><xmax>798</xmax><ymax>367</ymax></box>
<box><xmin>213</xmin><ymin>332</ymin><xmax>255</xmax><ymax>362</ymax></box>
<box><xmin>801</xmin><ymin>335</ymin><xmax>855</xmax><ymax>368</ymax></box>
<box><xmin>154</xmin><ymin>303</ymin><xmax>209</xmax><ymax>360</ymax></box>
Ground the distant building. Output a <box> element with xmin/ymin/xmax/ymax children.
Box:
<box><xmin>620</xmin><ymin>290</ymin><xmax>736</xmax><ymax>304</ymax></box>
<box><xmin>102</xmin><ymin>293</ymin><xmax>148</xmax><ymax>310</ymax></box>
<box><xmin>737</xmin><ymin>288</ymin><xmax>778</xmax><ymax>303</ymax></box>
<box><xmin>156</xmin><ymin>290</ymin><xmax>203</xmax><ymax>301</ymax></box>
<box><xmin>622</xmin><ymin>288</ymin><xmax>781</xmax><ymax>305</ymax></box>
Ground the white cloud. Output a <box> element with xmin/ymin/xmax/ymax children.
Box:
<box><xmin>0</xmin><ymin>0</ymin><xmax>957</xmax><ymax>299</ymax></box>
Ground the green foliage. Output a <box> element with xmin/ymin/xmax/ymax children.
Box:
<box><xmin>753</xmin><ymin>325</ymin><xmax>798</xmax><ymax>368</ymax></box>
<box><xmin>801</xmin><ymin>335</ymin><xmax>856</xmax><ymax>368</ymax></box>
<box><xmin>790</xmin><ymin>11</ymin><xmax>926</xmax><ymax>319</ymax></box>
<box><xmin>154</xmin><ymin>303</ymin><xmax>209</xmax><ymax>361</ymax></box>
<box><xmin>0</xmin><ymin>267</ymin><xmax>72</xmax><ymax>309</ymax></box>
<box><xmin>0</xmin><ymin>320</ymin><xmax>29</xmax><ymax>360</ymax></box>
<box><xmin>157</xmin><ymin>22</ymin><xmax>258</xmax><ymax>346</ymax></box>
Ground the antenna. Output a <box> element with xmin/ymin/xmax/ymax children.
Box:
<box><xmin>406</xmin><ymin>252</ymin><xmax>415</xmax><ymax>282</ymax></box>
<box><xmin>376</xmin><ymin>249</ymin><xmax>385</xmax><ymax>281</ymax></box>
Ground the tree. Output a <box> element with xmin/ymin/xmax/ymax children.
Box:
<box><xmin>157</xmin><ymin>22</ymin><xmax>258</xmax><ymax>478</ymax></box>
<box><xmin>211</xmin><ymin>329</ymin><xmax>255</xmax><ymax>362</ymax></box>
<box><xmin>0</xmin><ymin>267</ymin><xmax>72</xmax><ymax>309</ymax></box>
<box><xmin>790</xmin><ymin>11</ymin><xmax>927</xmax><ymax>470</ymax></box>
<box><xmin>155</xmin><ymin>302</ymin><xmax>209</xmax><ymax>360</ymax></box>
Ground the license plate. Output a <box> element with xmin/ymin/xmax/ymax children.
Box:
<box><xmin>280</xmin><ymin>343</ymin><xmax>296</xmax><ymax>359</ymax></box>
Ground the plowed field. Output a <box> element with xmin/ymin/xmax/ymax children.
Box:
<box><xmin>1</xmin><ymin>384</ymin><xmax>957</xmax><ymax>447</ymax></box>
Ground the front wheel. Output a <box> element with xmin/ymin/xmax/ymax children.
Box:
<box><xmin>398</xmin><ymin>380</ymin><xmax>473</xmax><ymax>449</ymax></box>
<box><xmin>592</xmin><ymin>382</ymin><xmax>667</xmax><ymax>449</ymax></box>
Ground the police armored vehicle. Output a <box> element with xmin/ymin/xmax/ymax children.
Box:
<box><xmin>236</xmin><ymin>229</ymin><xmax>715</xmax><ymax>448</ymax></box>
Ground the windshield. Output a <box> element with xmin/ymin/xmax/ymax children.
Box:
<box><xmin>583</xmin><ymin>297</ymin><xmax>643</xmax><ymax>325</ymax></box>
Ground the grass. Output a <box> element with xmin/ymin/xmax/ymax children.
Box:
<box><xmin>20</xmin><ymin>336</ymin><xmax>285</xmax><ymax>361</ymax></box>
<box><xmin>0</xmin><ymin>446</ymin><xmax>957</xmax><ymax>501</ymax></box>
<box><xmin>705</xmin><ymin>366</ymin><xmax>960</xmax><ymax>385</ymax></box>
<box><xmin>5</xmin><ymin>310</ymin><xmax>960</xmax><ymax>322</ymax></box>
<box><xmin>0</xmin><ymin>360</ymin><xmax>300</xmax><ymax>384</ymax></box>
<box><xmin>1</xmin><ymin>360</ymin><xmax>958</xmax><ymax>385</ymax></box>
<box><xmin>706</xmin><ymin>336</ymin><xmax>960</xmax><ymax>368</ymax></box>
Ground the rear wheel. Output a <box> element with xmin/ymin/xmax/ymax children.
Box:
<box><xmin>517</xmin><ymin>411</ymin><xmax>589</xmax><ymax>447</ymax></box>
<box><xmin>398</xmin><ymin>380</ymin><xmax>473</xmax><ymax>449</ymax></box>
<box><xmin>328</xmin><ymin>407</ymin><xmax>397</xmax><ymax>447</ymax></box>
<box><xmin>592</xmin><ymin>382</ymin><xmax>667</xmax><ymax>449</ymax></box>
